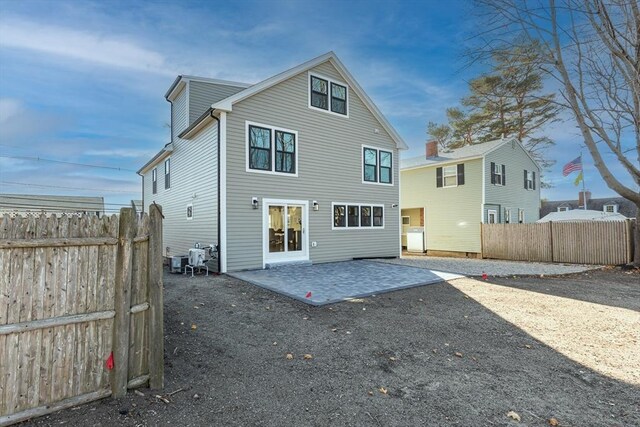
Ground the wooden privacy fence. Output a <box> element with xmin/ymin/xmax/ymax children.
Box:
<box><xmin>0</xmin><ymin>207</ymin><xmax>164</xmax><ymax>426</ymax></box>
<box><xmin>481</xmin><ymin>220</ymin><xmax>635</xmax><ymax>265</ymax></box>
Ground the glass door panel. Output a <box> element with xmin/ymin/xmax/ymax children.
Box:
<box><xmin>287</xmin><ymin>206</ymin><xmax>302</xmax><ymax>252</ymax></box>
<box><xmin>268</xmin><ymin>205</ymin><xmax>285</xmax><ymax>253</ymax></box>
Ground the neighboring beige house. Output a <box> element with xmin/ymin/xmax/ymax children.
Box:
<box><xmin>400</xmin><ymin>138</ymin><xmax>541</xmax><ymax>257</ymax></box>
<box><xmin>138</xmin><ymin>52</ymin><xmax>407</xmax><ymax>272</ymax></box>
<box><xmin>0</xmin><ymin>194</ymin><xmax>105</xmax><ymax>217</ymax></box>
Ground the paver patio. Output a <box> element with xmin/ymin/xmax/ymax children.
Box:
<box><xmin>228</xmin><ymin>260</ymin><xmax>462</xmax><ymax>305</ymax></box>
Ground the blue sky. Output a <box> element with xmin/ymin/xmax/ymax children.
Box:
<box><xmin>0</xmin><ymin>0</ymin><xmax>630</xmax><ymax>213</ymax></box>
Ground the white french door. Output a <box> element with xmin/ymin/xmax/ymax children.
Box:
<box><xmin>263</xmin><ymin>199</ymin><xmax>308</xmax><ymax>265</ymax></box>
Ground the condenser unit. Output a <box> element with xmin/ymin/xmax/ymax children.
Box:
<box><xmin>188</xmin><ymin>248</ymin><xmax>206</xmax><ymax>267</ymax></box>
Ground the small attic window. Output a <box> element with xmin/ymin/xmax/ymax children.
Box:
<box><xmin>309</xmin><ymin>72</ymin><xmax>349</xmax><ymax>117</ymax></box>
<box><xmin>603</xmin><ymin>204</ymin><xmax>617</xmax><ymax>213</ymax></box>
<box><xmin>557</xmin><ymin>207</ymin><xmax>569</xmax><ymax>212</ymax></box>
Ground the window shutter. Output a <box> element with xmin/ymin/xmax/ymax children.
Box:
<box><xmin>436</xmin><ymin>167</ymin><xmax>443</xmax><ymax>188</ymax></box>
<box><xmin>501</xmin><ymin>164</ymin><xmax>506</xmax><ymax>185</ymax></box>
<box><xmin>532</xmin><ymin>171</ymin><xmax>536</xmax><ymax>190</ymax></box>
<box><xmin>457</xmin><ymin>163</ymin><xmax>465</xmax><ymax>186</ymax></box>
<box><xmin>524</xmin><ymin>170</ymin><xmax>527</xmax><ymax>189</ymax></box>
<box><xmin>490</xmin><ymin>162</ymin><xmax>496</xmax><ymax>184</ymax></box>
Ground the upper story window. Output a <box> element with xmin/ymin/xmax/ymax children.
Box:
<box><xmin>362</xmin><ymin>146</ymin><xmax>393</xmax><ymax>185</ymax></box>
<box><xmin>436</xmin><ymin>163</ymin><xmax>465</xmax><ymax>188</ymax></box>
<box><xmin>557</xmin><ymin>206</ymin><xmax>569</xmax><ymax>212</ymax></box>
<box><xmin>333</xmin><ymin>203</ymin><xmax>384</xmax><ymax>229</ymax></box>
<box><xmin>152</xmin><ymin>168</ymin><xmax>157</xmax><ymax>194</ymax></box>
<box><xmin>603</xmin><ymin>204</ymin><xmax>617</xmax><ymax>213</ymax></box>
<box><xmin>524</xmin><ymin>170</ymin><xmax>536</xmax><ymax>190</ymax></box>
<box><xmin>309</xmin><ymin>73</ymin><xmax>349</xmax><ymax>117</ymax></box>
<box><xmin>246</xmin><ymin>122</ymin><xmax>297</xmax><ymax>176</ymax></box>
<box><xmin>491</xmin><ymin>162</ymin><xmax>505</xmax><ymax>185</ymax></box>
<box><xmin>164</xmin><ymin>158</ymin><xmax>171</xmax><ymax>189</ymax></box>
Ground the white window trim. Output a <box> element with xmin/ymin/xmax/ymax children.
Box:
<box><xmin>152</xmin><ymin>167</ymin><xmax>157</xmax><ymax>194</ymax></box>
<box><xmin>361</xmin><ymin>144</ymin><xmax>394</xmax><ymax>186</ymax></box>
<box><xmin>186</xmin><ymin>203</ymin><xmax>193</xmax><ymax>220</ymax></box>
<box><xmin>487</xmin><ymin>209</ymin><xmax>497</xmax><ymax>224</ymax></box>
<box><xmin>308</xmin><ymin>71</ymin><xmax>350</xmax><ymax>118</ymax></box>
<box><xmin>245</xmin><ymin>120</ymin><xmax>299</xmax><ymax>177</ymax></box>
<box><xmin>525</xmin><ymin>170</ymin><xmax>534</xmax><ymax>190</ymax></box>
<box><xmin>164</xmin><ymin>157</ymin><xmax>171</xmax><ymax>190</ymax></box>
<box><xmin>442</xmin><ymin>165</ymin><xmax>458</xmax><ymax>188</ymax></box>
<box><xmin>557</xmin><ymin>206</ymin><xmax>569</xmax><ymax>212</ymax></box>
<box><xmin>493</xmin><ymin>163</ymin><xmax>504</xmax><ymax>186</ymax></box>
<box><xmin>331</xmin><ymin>202</ymin><xmax>385</xmax><ymax>230</ymax></box>
<box><xmin>603</xmin><ymin>204</ymin><xmax>617</xmax><ymax>213</ymax></box>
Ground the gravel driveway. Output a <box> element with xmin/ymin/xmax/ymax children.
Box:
<box><xmin>376</xmin><ymin>255</ymin><xmax>600</xmax><ymax>276</ymax></box>
<box><xmin>27</xmin><ymin>267</ymin><xmax>640</xmax><ymax>427</ymax></box>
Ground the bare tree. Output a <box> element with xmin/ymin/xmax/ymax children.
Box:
<box><xmin>474</xmin><ymin>0</ymin><xmax>640</xmax><ymax>264</ymax></box>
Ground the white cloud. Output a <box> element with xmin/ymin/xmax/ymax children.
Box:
<box><xmin>0</xmin><ymin>17</ymin><xmax>174</xmax><ymax>75</ymax></box>
<box><xmin>0</xmin><ymin>98</ymin><xmax>24</xmax><ymax>123</ymax></box>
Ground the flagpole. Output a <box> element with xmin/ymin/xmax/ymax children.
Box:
<box><xmin>581</xmin><ymin>152</ymin><xmax>587</xmax><ymax>210</ymax></box>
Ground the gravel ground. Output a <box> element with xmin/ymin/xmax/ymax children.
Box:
<box><xmin>25</xmin><ymin>268</ymin><xmax>640</xmax><ymax>427</ymax></box>
<box><xmin>375</xmin><ymin>255</ymin><xmax>601</xmax><ymax>276</ymax></box>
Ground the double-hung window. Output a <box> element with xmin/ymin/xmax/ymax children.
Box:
<box><xmin>491</xmin><ymin>162</ymin><xmax>505</xmax><ymax>185</ymax></box>
<box><xmin>152</xmin><ymin>168</ymin><xmax>157</xmax><ymax>194</ymax></box>
<box><xmin>309</xmin><ymin>73</ymin><xmax>348</xmax><ymax>116</ymax></box>
<box><xmin>247</xmin><ymin>122</ymin><xmax>297</xmax><ymax>175</ymax></box>
<box><xmin>436</xmin><ymin>163</ymin><xmax>465</xmax><ymax>188</ymax></box>
<box><xmin>164</xmin><ymin>158</ymin><xmax>171</xmax><ymax>189</ymax></box>
<box><xmin>363</xmin><ymin>146</ymin><xmax>393</xmax><ymax>184</ymax></box>
<box><xmin>333</xmin><ymin>203</ymin><xmax>384</xmax><ymax>229</ymax></box>
<box><xmin>524</xmin><ymin>170</ymin><xmax>535</xmax><ymax>190</ymax></box>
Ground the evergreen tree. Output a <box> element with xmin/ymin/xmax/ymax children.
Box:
<box><xmin>428</xmin><ymin>39</ymin><xmax>559</xmax><ymax>170</ymax></box>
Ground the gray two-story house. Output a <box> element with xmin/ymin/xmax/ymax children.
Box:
<box><xmin>400</xmin><ymin>138</ymin><xmax>541</xmax><ymax>257</ymax></box>
<box><xmin>138</xmin><ymin>52</ymin><xmax>407</xmax><ymax>272</ymax></box>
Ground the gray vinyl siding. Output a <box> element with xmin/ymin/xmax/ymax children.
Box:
<box><xmin>143</xmin><ymin>123</ymin><xmax>218</xmax><ymax>258</ymax></box>
<box><xmin>171</xmin><ymin>86</ymin><xmax>188</xmax><ymax>141</ymax></box>
<box><xmin>401</xmin><ymin>159</ymin><xmax>483</xmax><ymax>253</ymax></box>
<box><xmin>225</xmin><ymin>61</ymin><xmax>400</xmax><ymax>271</ymax></box>
<box><xmin>484</xmin><ymin>142</ymin><xmax>541</xmax><ymax>223</ymax></box>
<box><xmin>188</xmin><ymin>81</ymin><xmax>245</xmax><ymax>125</ymax></box>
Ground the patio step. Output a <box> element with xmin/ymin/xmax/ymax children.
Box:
<box><xmin>265</xmin><ymin>260</ymin><xmax>313</xmax><ymax>269</ymax></box>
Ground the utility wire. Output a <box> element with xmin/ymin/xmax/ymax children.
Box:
<box><xmin>0</xmin><ymin>155</ymin><xmax>137</xmax><ymax>172</ymax></box>
<box><xmin>0</xmin><ymin>195</ymin><xmax>135</xmax><ymax>207</ymax></box>
<box><xmin>1</xmin><ymin>181</ymin><xmax>137</xmax><ymax>193</ymax></box>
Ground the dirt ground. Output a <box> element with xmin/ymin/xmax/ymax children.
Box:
<box><xmin>27</xmin><ymin>267</ymin><xmax>640</xmax><ymax>426</ymax></box>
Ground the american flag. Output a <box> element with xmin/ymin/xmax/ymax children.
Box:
<box><xmin>562</xmin><ymin>156</ymin><xmax>582</xmax><ymax>176</ymax></box>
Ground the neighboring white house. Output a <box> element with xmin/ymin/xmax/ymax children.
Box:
<box><xmin>537</xmin><ymin>209</ymin><xmax>628</xmax><ymax>222</ymax></box>
<box><xmin>0</xmin><ymin>194</ymin><xmax>105</xmax><ymax>217</ymax></box>
<box><xmin>138</xmin><ymin>52</ymin><xmax>407</xmax><ymax>272</ymax></box>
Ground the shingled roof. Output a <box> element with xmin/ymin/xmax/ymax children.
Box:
<box><xmin>540</xmin><ymin>196</ymin><xmax>638</xmax><ymax>219</ymax></box>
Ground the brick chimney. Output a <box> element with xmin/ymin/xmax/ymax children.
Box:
<box><xmin>578</xmin><ymin>190</ymin><xmax>591</xmax><ymax>208</ymax></box>
<box><xmin>426</xmin><ymin>140</ymin><xmax>438</xmax><ymax>158</ymax></box>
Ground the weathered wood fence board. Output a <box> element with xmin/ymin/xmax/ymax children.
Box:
<box><xmin>482</xmin><ymin>220</ymin><xmax>634</xmax><ymax>265</ymax></box>
<box><xmin>0</xmin><ymin>207</ymin><xmax>163</xmax><ymax>426</ymax></box>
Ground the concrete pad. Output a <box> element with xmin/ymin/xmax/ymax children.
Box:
<box><xmin>228</xmin><ymin>260</ymin><xmax>462</xmax><ymax>306</ymax></box>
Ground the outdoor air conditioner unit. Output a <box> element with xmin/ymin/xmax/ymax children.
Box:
<box><xmin>188</xmin><ymin>248</ymin><xmax>206</xmax><ymax>267</ymax></box>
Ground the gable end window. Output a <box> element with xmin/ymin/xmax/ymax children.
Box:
<box><xmin>247</xmin><ymin>122</ymin><xmax>297</xmax><ymax>176</ymax></box>
<box><xmin>152</xmin><ymin>168</ymin><xmax>157</xmax><ymax>194</ymax></box>
<box><xmin>436</xmin><ymin>163</ymin><xmax>464</xmax><ymax>188</ymax></box>
<box><xmin>524</xmin><ymin>170</ymin><xmax>536</xmax><ymax>190</ymax></box>
<box><xmin>491</xmin><ymin>162</ymin><xmax>506</xmax><ymax>185</ymax></box>
<box><xmin>309</xmin><ymin>73</ymin><xmax>348</xmax><ymax>116</ymax></box>
<box><xmin>164</xmin><ymin>158</ymin><xmax>171</xmax><ymax>189</ymax></box>
<box><xmin>363</xmin><ymin>146</ymin><xmax>393</xmax><ymax>185</ymax></box>
<box><xmin>333</xmin><ymin>203</ymin><xmax>384</xmax><ymax>229</ymax></box>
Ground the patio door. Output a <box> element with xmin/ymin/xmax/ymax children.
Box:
<box><xmin>263</xmin><ymin>199</ymin><xmax>308</xmax><ymax>265</ymax></box>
